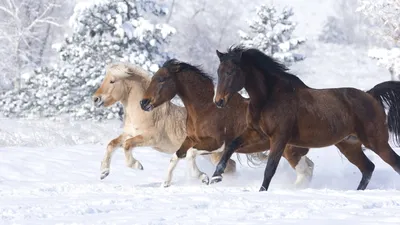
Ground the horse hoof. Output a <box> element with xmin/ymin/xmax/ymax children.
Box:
<box><xmin>259</xmin><ymin>186</ymin><xmax>267</xmax><ymax>192</ymax></box>
<box><xmin>200</xmin><ymin>174</ymin><xmax>210</xmax><ymax>185</ymax></box>
<box><xmin>100</xmin><ymin>169</ymin><xmax>110</xmax><ymax>180</ymax></box>
<box><xmin>162</xmin><ymin>181</ymin><xmax>171</xmax><ymax>188</ymax></box>
<box><xmin>210</xmin><ymin>176</ymin><xmax>222</xmax><ymax>184</ymax></box>
<box><xmin>132</xmin><ymin>161</ymin><xmax>144</xmax><ymax>170</ymax></box>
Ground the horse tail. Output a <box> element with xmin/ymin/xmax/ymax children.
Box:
<box><xmin>236</xmin><ymin>152</ymin><xmax>269</xmax><ymax>168</ymax></box>
<box><xmin>367</xmin><ymin>81</ymin><xmax>400</xmax><ymax>145</ymax></box>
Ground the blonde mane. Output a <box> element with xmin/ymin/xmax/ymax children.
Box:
<box><xmin>106</xmin><ymin>62</ymin><xmax>152</xmax><ymax>81</ymax></box>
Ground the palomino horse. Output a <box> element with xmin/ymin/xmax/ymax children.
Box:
<box><xmin>92</xmin><ymin>62</ymin><xmax>237</xmax><ymax>184</ymax></box>
<box><xmin>140</xmin><ymin>59</ymin><xmax>315</xmax><ymax>188</ymax></box>
<box><xmin>211</xmin><ymin>45</ymin><xmax>400</xmax><ymax>191</ymax></box>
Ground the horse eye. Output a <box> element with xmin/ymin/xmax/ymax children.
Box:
<box><xmin>110</xmin><ymin>80</ymin><xmax>115</xmax><ymax>84</ymax></box>
<box><xmin>158</xmin><ymin>77</ymin><xmax>167</xmax><ymax>82</ymax></box>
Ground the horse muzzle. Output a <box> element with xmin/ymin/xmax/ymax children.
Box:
<box><xmin>215</xmin><ymin>98</ymin><xmax>226</xmax><ymax>108</ymax></box>
<box><xmin>140</xmin><ymin>98</ymin><xmax>154</xmax><ymax>111</ymax></box>
<box><xmin>214</xmin><ymin>94</ymin><xmax>229</xmax><ymax>108</ymax></box>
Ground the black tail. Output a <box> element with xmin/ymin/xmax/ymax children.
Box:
<box><xmin>367</xmin><ymin>81</ymin><xmax>400</xmax><ymax>145</ymax></box>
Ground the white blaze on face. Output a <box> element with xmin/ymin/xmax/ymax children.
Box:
<box><xmin>213</xmin><ymin>86</ymin><xmax>218</xmax><ymax>103</ymax></box>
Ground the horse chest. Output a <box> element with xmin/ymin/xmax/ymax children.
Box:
<box><xmin>186</xmin><ymin>117</ymin><xmax>217</xmax><ymax>137</ymax></box>
<box><xmin>123</xmin><ymin>127</ymin><xmax>142</xmax><ymax>136</ymax></box>
<box><xmin>246</xmin><ymin>106</ymin><xmax>274</xmax><ymax>135</ymax></box>
<box><xmin>123</xmin><ymin>123</ymin><xmax>149</xmax><ymax>137</ymax></box>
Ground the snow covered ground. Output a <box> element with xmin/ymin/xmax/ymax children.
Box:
<box><xmin>1</xmin><ymin>118</ymin><xmax>400</xmax><ymax>225</ymax></box>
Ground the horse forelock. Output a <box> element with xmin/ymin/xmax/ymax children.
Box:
<box><xmin>218</xmin><ymin>44</ymin><xmax>246</xmax><ymax>62</ymax></box>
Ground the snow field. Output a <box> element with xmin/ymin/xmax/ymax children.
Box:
<box><xmin>1</xmin><ymin>119</ymin><xmax>400</xmax><ymax>224</ymax></box>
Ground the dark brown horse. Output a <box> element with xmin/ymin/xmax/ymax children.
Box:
<box><xmin>211</xmin><ymin>45</ymin><xmax>400</xmax><ymax>191</ymax></box>
<box><xmin>140</xmin><ymin>59</ymin><xmax>313</xmax><ymax>187</ymax></box>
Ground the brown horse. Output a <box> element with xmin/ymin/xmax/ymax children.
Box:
<box><xmin>140</xmin><ymin>59</ymin><xmax>314</xmax><ymax>187</ymax></box>
<box><xmin>91</xmin><ymin>61</ymin><xmax>237</xmax><ymax>185</ymax></box>
<box><xmin>211</xmin><ymin>45</ymin><xmax>400</xmax><ymax>191</ymax></box>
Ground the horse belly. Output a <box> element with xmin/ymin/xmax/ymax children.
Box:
<box><xmin>289</xmin><ymin>136</ymin><xmax>346</xmax><ymax>148</ymax></box>
<box><xmin>193</xmin><ymin>139</ymin><xmax>225</xmax><ymax>155</ymax></box>
<box><xmin>290</xmin><ymin>124</ymin><xmax>352</xmax><ymax>148</ymax></box>
<box><xmin>196</xmin><ymin>143</ymin><xmax>225</xmax><ymax>155</ymax></box>
<box><xmin>153</xmin><ymin>143</ymin><xmax>180</xmax><ymax>154</ymax></box>
<box><xmin>291</xmin><ymin>101</ymin><xmax>354</xmax><ymax>147</ymax></box>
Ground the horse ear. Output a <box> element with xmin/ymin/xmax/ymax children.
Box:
<box><xmin>237</xmin><ymin>51</ymin><xmax>243</xmax><ymax>62</ymax></box>
<box><xmin>216</xmin><ymin>50</ymin><xmax>224</xmax><ymax>61</ymax></box>
<box><xmin>123</xmin><ymin>67</ymin><xmax>137</xmax><ymax>80</ymax></box>
<box><xmin>170</xmin><ymin>64</ymin><xmax>181</xmax><ymax>73</ymax></box>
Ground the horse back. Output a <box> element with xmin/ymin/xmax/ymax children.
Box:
<box><xmin>285</xmin><ymin>87</ymin><xmax>384</xmax><ymax>147</ymax></box>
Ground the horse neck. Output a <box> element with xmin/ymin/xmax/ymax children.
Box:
<box><xmin>244</xmin><ymin>66</ymin><xmax>273</xmax><ymax>107</ymax></box>
<box><xmin>175</xmin><ymin>71</ymin><xmax>215</xmax><ymax>114</ymax></box>
<box><xmin>120</xmin><ymin>77</ymin><xmax>163</xmax><ymax>119</ymax></box>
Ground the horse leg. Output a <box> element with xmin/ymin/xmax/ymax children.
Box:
<box><xmin>259</xmin><ymin>136</ymin><xmax>288</xmax><ymax>191</ymax></box>
<box><xmin>210</xmin><ymin>152</ymin><xmax>236</xmax><ymax>174</ymax></box>
<box><xmin>282</xmin><ymin>146</ymin><xmax>314</xmax><ymax>189</ymax></box>
<box><xmin>375</xmin><ymin>143</ymin><xmax>400</xmax><ymax>174</ymax></box>
<box><xmin>100</xmin><ymin>134</ymin><xmax>125</xmax><ymax>180</ymax></box>
<box><xmin>163</xmin><ymin>137</ymin><xmax>194</xmax><ymax>187</ymax></box>
<box><xmin>367</xmin><ymin>141</ymin><xmax>400</xmax><ymax>176</ymax></box>
<box><xmin>231</xmin><ymin>139</ymin><xmax>314</xmax><ymax>188</ymax></box>
<box><xmin>335</xmin><ymin>140</ymin><xmax>375</xmax><ymax>190</ymax></box>
<box><xmin>356</xmin><ymin>123</ymin><xmax>400</xmax><ymax>188</ymax></box>
<box><xmin>123</xmin><ymin>135</ymin><xmax>146</xmax><ymax>170</ymax></box>
<box><xmin>210</xmin><ymin>127</ymin><xmax>264</xmax><ymax>184</ymax></box>
<box><xmin>186</xmin><ymin>148</ymin><xmax>210</xmax><ymax>184</ymax></box>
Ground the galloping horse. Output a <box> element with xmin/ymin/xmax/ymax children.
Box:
<box><xmin>92</xmin><ymin>62</ymin><xmax>237</xmax><ymax>184</ymax></box>
<box><xmin>140</xmin><ymin>59</ymin><xmax>314</xmax><ymax>187</ymax></box>
<box><xmin>211</xmin><ymin>45</ymin><xmax>400</xmax><ymax>191</ymax></box>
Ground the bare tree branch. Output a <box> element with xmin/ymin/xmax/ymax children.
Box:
<box><xmin>191</xmin><ymin>0</ymin><xmax>206</xmax><ymax>19</ymax></box>
<box><xmin>166</xmin><ymin>0</ymin><xmax>175</xmax><ymax>23</ymax></box>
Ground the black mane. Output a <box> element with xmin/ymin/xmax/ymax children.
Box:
<box><xmin>162</xmin><ymin>59</ymin><xmax>214</xmax><ymax>82</ymax></box>
<box><xmin>225</xmin><ymin>45</ymin><xmax>307</xmax><ymax>88</ymax></box>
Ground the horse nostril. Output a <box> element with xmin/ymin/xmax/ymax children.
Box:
<box><xmin>140</xmin><ymin>99</ymin><xmax>150</xmax><ymax>108</ymax></box>
<box><xmin>93</xmin><ymin>96</ymin><xmax>101</xmax><ymax>103</ymax></box>
<box><xmin>215</xmin><ymin>99</ymin><xmax>225</xmax><ymax>108</ymax></box>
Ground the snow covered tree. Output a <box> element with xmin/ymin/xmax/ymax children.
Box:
<box><xmin>318</xmin><ymin>0</ymin><xmax>374</xmax><ymax>45</ymax></box>
<box><xmin>357</xmin><ymin>0</ymin><xmax>400</xmax><ymax>45</ymax></box>
<box><xmin>0</xmin><ymin>0</ymin><xmax>71</xmax><ymax>90</ymax></box>
<box><xmin>319</xmin><ymin>16</ymin><xmax>348</xmax><ymax>44</ymax></box>
<box><xmin>237</xmin><ymin>4</ymin><xmax>305</xmax><ymax>98</ymax></box>
<box><xmin>357</xmin><ymin>0</ymin><xmax>400</xmax><ymax>80</ymax></box>
<box><xmin>0</xmin><ymin>0</ymin><xmax>175</xmax><ymax>120</ymax></box>
<box><xmin>368</xmin><ymin>47</ymin><xmax>400</xmax><ymax>81</ymax></box>
<box><xmin>238</xmin><ymin>4</ymin><xmax>305</xmax><ymax>65</ymax></box>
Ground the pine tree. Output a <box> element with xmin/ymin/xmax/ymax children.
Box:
<box><xmin>238</xmin><ymin>4</ymin><xmax>305</xmax><ymax>97</ymax></box>
<box><xmin>319</xmin><ymin>16</ymin><xmax>348</xmax><ymax>44</ymax></box>
<box><xmin>0</xmin><ymin>0</ymin><xmax>175</xmax><ymax>120</ymax></box>
<box><xmin>239</xmin><ymin>4</ymin><xmax>305</xmax><ymax>65</ymax></box>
